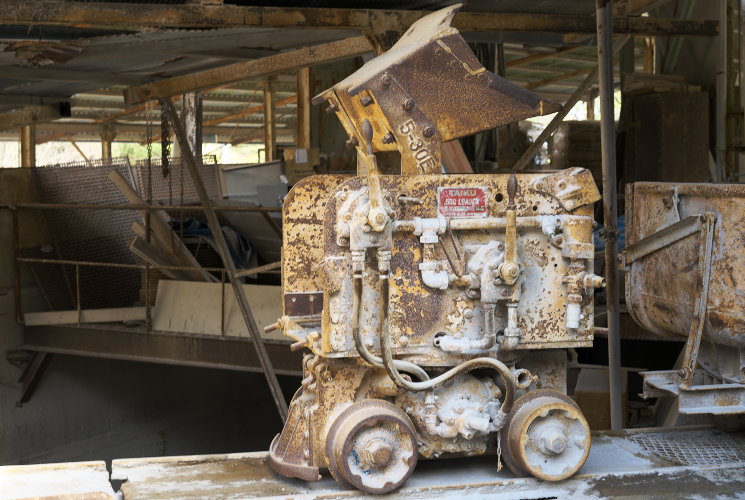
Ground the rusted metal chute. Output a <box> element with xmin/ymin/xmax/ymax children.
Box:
<box><xmin>268</xmin><ymin>4</ymin><xmax>604</xmax><ymax>494</ymax></box>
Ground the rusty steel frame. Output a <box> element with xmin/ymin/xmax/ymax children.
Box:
<box><xmin>21</xmin><ymin>324</ymin><xmax>303</xmax><ymax>376</ymax></box>
<box><xmin>0</xmin><ymin>1</ymin><xmax>718</xmax><ymax>37</ymax></box>
<box><xmin>162</xmin><ymin>97</ymin><xmax>288</xmax><ymax>421</ymax></box>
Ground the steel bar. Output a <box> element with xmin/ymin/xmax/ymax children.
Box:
<box><xmin>12</xmin><ymin>209</ymin><xmax>22</xmax><ymax>324</ymax></box>
<box><xmin>17</xmin><ymin>352</ymin><xmax>52</xmax><ymax>406</ymax></box>
<box><xmin>679</xmin><ymin>214</ymin><xmax>717</xmax><ymax>387</ymax></box>
<box><xmin>715</xmin><ymin>0</ymin><xmax>727</xmax><ymax>181</ymax></box>
<box><xmin>513</xmin><ymin>35</ymin><xmax>629</xmax><ymax>171</ymax></box>
<box><xmin>0</xmin><ymin>203</ymin><xmax>281</xmax><ymax>212</ymax></box>
<box><xmin>163</xmin><ymin>97</ymin><xmax>288</xmax><ymax>421</ymax></box>
<box><xmin>620</xmin><ymin>214</ymin><xmax>704</xmax><ymax>266</ymax></box>
<box><xmin>16</xmin><ymin>256</ymin><xmax>281</xmax><ymax>277</ymax></box>
<box><xmin>75</xmin><ymin>264</ymin><xmax>81</xmax><ymax>326</ymax></box>
<box><xmin>233</xmin><ymin>261</ymin><xmax>282</xmax><ymax>278</ymax></box>
<box><xmin>22</xmin><ymin>325</ymin><xmax>303</xmax><ymax>377</ymax></box>
<box><xmin>596</xmin><ymin>0</ymin><xmax>623</xmax><ymax>431</ymax></box>
<box><xmin>0</xmin><ymin>2</ymin><xmax>718</xmax><ymax>36</ymax></box>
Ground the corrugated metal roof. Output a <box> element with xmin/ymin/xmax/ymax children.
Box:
<box><xmin>0</xmin><ymin>1</ymin><xmax>610</xmax><ymax>143</ymax></box>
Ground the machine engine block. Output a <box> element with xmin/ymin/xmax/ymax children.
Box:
<box><xmin>267</xmin><ymin>4</ymin><xmax>605</xmax><ymax>494</ymax></box>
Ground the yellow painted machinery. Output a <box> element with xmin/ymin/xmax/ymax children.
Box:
<box><xmin>267</xmin><ymin>5</ymin><xmax>605</xmax><ymax>494</ymax></box>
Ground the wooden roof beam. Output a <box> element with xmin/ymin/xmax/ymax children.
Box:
<box><xmin>0</xmin><ymin>66</ymin><xmax>150</xmax><ymax>86</ymax></box>
<box><xmin>123</xmin><ymin>35</ymin><xmax>374</xmax><ymax>105</ymax></box>
<box><xmin>0</xmin><ymin>1</ymin><xmax>717</xmax><ymax>37</ymax></box>
<box><xmin>0</xmin><ymin>103</ymin><xmax>70</xmax><ymax>132</ymax></box>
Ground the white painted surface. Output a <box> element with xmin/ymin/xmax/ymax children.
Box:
<box><xmin>0</xmin><ymin>460</ymin><xmax>115</xmax><ymax>499</ymax></box>
<box><xmin>152</xmin><ymin>281</ymin><xmax>286</xmax><ymax>340</ymax></box>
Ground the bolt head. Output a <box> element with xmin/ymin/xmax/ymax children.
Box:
<box><xmin>381</xmin><ymin>73</ymin><xmax>392</xmax><ymax>85</ymax></box>
<box><xmin>369</xmin><ymin>442</ymin><xmax>392</xmax><ymax>466</ymax></box>
<box><xmin>542</xmin><ymin>434</ymin><xmax>568</xmax><ymax>455</ymax></box>
<box><xmin>375</xmin><ymin>213</ymin><xmax>386</xmax><ymax>224</ymax></box>
<box><xmin>360</xmin><ymin>95</ymin><xmax>374</xmax><ymax>107</ymax></box>
<box><xmin>403</xmin><ymin>99</ymin><xmax>415</xmax><ymax>111</ymax></box>
<box><xmin>382</xmin><ymin>132</ymin><xmax>395</xmax><ymax>144</ymax></box>
<box><xmin>423</xmin><ymin>126</ymin><xmax>436</xmax><ymax>138</ymax></box>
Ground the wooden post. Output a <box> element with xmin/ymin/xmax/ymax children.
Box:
<box><xmin>100</xmin><ymin>124</ymin><xmax>116</xmax><ymax>162</ymax></box>
<box><xmin>182</xmin><ymin>91</ymin><xmax>203</xmax><ymax>162</ymax></box>
<box><xmin>20</xmin><ymin>124</ymin><xmax>35</xmax><ymax>167</ymax></box>
<box><xmin>263</xmin><ymin>77</ymin><xmax>276</xmax><ymax>162</ymax></box>
<box><xmin>296</xmin><ymin>68</ymin><xmax>311</xmax><ymax>149</ymax></box>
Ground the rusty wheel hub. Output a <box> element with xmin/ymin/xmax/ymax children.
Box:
<box><xmin>500</xmin><ymin>389</ymin><xmax>591</xmax><ymax>481</ymax></box>
<box><xmin>326</xmin><ymin>399</ymin><xmax>418</xmax><ymax>494</ymax></box>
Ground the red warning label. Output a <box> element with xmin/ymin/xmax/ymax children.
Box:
<box><xmin>438</xmin><ymin>187</ymin><xmax>488</xmax><ymax>218</ymax></box>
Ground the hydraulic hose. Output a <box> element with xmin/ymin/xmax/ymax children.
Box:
<box><xmin>378</xmin><ymin>276</ymin><xmax>515</xmax><ymax>414</ymax></box>
<box><xmin>352</xmin><ymin>275</ymin><xmax>430</xmax><ymax>382</ymax></box>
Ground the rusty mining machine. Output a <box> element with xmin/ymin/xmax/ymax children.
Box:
<box><xmin>266</xmin><ymin>5</ymin><xmax>606</xmax><ymax>494</ymax></box>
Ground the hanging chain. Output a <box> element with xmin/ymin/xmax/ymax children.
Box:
<box><xmin>145</xmin><ymin>101</ymin><xmax>153</xmax><ymax>206</ymax></box>
<box><xmin>497</xmin><ymin>431</ymin><xmax>503</xmax><ymax>472</ymax></box>
<box><xmin>159</xmin><ymin>98</ymin><xmax>173</xmax><ymax>205</ymax></box>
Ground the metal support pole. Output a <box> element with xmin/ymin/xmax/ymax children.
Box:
<box><xmin>716</xmin><ymin>0</ymin><xmax>727</xmax><ymax>181</ymax></box>
<box><xmin>182</xmin><ymin>91</ymin><xmax>203</xmax><ymax>162</ymax></box>
<box><xmin>263</xmin><ymin>77</ymin><xmax>276</xmax><ymax>162</ymax></box>
<box><xmin>164</xmin><ymin>97</ymin><xmax>288</xmax><ymax>421</ymax></box>
<box><xmin>20</xmin><ymin>124</ymin><xmax>35</xmax><ymax>167</ymax></box>
<box><xmin>596</xmin><ymin>0</ymin><xmax>623</xmax><ymax>431</ymax></box>
<box><xmin>296</xmin><ymin>67</ymin><xmax>311</xmax><ymax>150</ymax></box>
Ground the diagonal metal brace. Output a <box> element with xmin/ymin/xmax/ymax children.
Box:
<box><xmin>621</xmin><ymin>213</ymin><xmax>717</xmax><ymax>388</ymax></box>
<box><xmin>163</xmin><ymin>98</ymin><xmax>288</xmax><ymax>422</ymax></box>
<box><xmin>679</xmin><ymin>213</ymin><xmax>717</xmax><ymax>388</ymax></box>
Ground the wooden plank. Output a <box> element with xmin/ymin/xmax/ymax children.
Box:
<box><xmin>0</xmin><ymin>65</ymin><xmax>150</xmax><ymax>85</ymax></box>
<box><xmin>0</xmin><ymin>461</ymin><xmax>115</xmax><ymax>499</ymax></box>
<box><xmin>152</xmin><ymin>280</ymin><xmax>286</xmax><ymax>341</ymax></box>
<box><xmin>129</xmin><ymin>236</ymin><xmax>194</xmax><ymax>281</ymax></box>
<box><xmin>441</xmin><ymin>140</ymin><xmax>473</xmax><ymax>173</ymax></box>
<box><xmin>124</xmin><ymin>36</ymin><xmax>374</xmax><ymax>105</ymax></box>
<box><xmin>0</xmin><ymin>1</ymin><xmax>718</xmax><ymax>37</ymax></box>
<box><xmin>0</xmin><ymin>104</ymin><xmax>67</xmax><ymax>132</ymax></box>
<box><xmin>108</xmin><ymin>169</ymin><xmax>215</xmax><ymax>282</ymax></box>
<box><xmin>25</xmin><ymin>307</ymin><xmax>147</xmax><ymax>326</ymax></box>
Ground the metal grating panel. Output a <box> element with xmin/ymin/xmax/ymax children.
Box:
<box><xmin>24</xmin><ymin>157</ymin><xmax>142</xmax><ymax>310</ymax></box>
<box><xmin>132</xmin><ymin>156</ymin><xmax>220</xmax><ymax>206</ymax></box>
<box><xmin>629</xmin><ymin>430</ymin><xmax>745</xmax><ymax>467</ymax></box>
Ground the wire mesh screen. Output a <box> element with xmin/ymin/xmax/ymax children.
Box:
<box><xmin>133</xmin><ymin>155</ymin><xmax>221</xmax><ymax>206</ymax></box>
<box><xmin>629</xmin><ymin>430</ymin><xmax>745</xmax><ymax>467</ymax></box>
<box><xmin>23</xmin><ymin>157</ymin><xmax>142</xmax><ymax>310</ymax></box>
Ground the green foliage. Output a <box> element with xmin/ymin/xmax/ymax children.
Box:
<box><xmin>113</xmin><ymin>142</ymin><xmax>163</xmax><ymax>162</ymax></box>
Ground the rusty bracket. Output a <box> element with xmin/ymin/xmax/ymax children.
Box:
<box><xmin>679</xmin><ymin>213</ymin><xmax>717</xmax><ymax>387</ymax></box>
<box><xmin>621</xmin><ymin>212</ymin><xmax>717</xmax><ymax>387</ymax></box>
<box><xmin>619</xmin><ymin>213</ymin><xmax>710</xmax><ymax>269</ymax></box>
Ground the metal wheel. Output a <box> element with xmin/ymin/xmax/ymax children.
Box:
<box><xmin>500</xmin><ymin>389</ymin><xmax>590</xmax><ymax>481</ymax></box>
<box><xmin>326</xmin><ymin>399</ymin><xmax>418</xmax><ymax>494</ymax></box>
